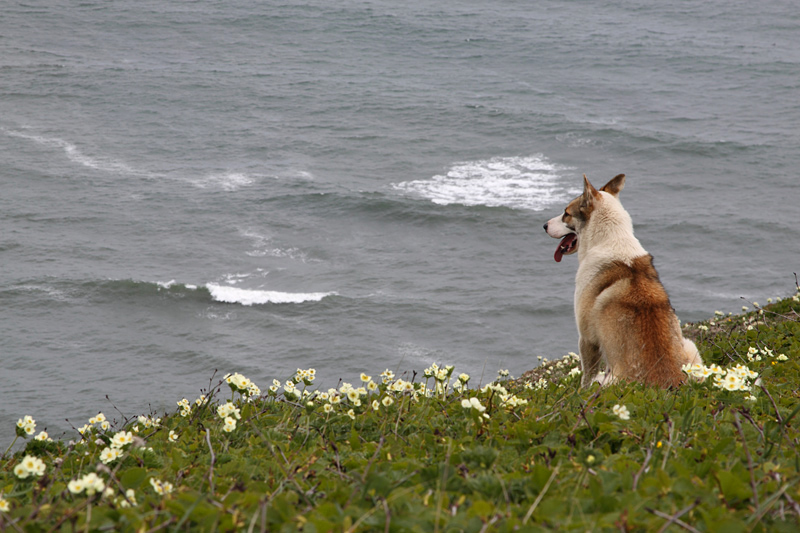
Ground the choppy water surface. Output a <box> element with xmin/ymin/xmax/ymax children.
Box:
<box><xmin>1</xmin><ymin>0</ymin><xmax>798</xmax><ymax>441</ymax></box>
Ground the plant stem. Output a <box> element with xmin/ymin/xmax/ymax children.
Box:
<box><xmin>1</xmin><ymin>435</ymin><xmax>19</xmax><ymax>460</ymax></box>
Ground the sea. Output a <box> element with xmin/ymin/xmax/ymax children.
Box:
<box><xmin>1</xmin><ymin>0</ymin><xmax>798</xmax><ymax>443</ymax></box>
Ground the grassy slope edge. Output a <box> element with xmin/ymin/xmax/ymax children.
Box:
<box><xmin>1</xmin><ymin>286</ymin><xmax>799</xmax><ymax>532</ymax></box>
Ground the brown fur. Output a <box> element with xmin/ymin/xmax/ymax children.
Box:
<box><xmin>576</xmin><ymin>255</ymin><xmax>687</xmax><ymax>387</ymax></box>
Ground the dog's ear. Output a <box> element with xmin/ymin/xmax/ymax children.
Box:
<box><xmin>600</xmin><ymin>174</ymin><xmax>626</xmax><ymax>198</ymax></box>
<box><xmin>581</xmin><ymin>174</ymin><xmax>600</xmax><ymax>210</ymax></box>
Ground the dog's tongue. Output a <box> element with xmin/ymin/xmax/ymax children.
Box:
<box><xmin>554</xmin><ymin>234</ymin><xmax>577</xmax><ymax>263</ymax></box>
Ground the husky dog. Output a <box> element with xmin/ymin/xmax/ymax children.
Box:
<box><xmin>544</xmin><ymin>174</ymin><xmax>702</xmax><ymax>388</ymax></box>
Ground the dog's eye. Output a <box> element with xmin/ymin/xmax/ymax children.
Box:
<box><xmin>563</xmin><ymin>210</ymin><xmax>571</xmax><ymax>219</ymax></box>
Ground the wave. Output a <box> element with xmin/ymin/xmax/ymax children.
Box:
<box><xmin>4</xmin><ymin>278</ymin><xmax>337</xmax><ymax>308</ymax></box>
<box><xmin>205</xmin><ymin>283</ymin><xmax>335</xmax><ymax>306</ymax></box>
<box><xmin>188</xmin><ymin>171</ymin><xmax>263</xmax><ymax>192</ymax></box>
<box><xmin>392</xmin><ymin>155</ymin><xmax>577</xmax><ymax>211</ymax></box>
<box><xmin>4</xmin><ymin>128</ymin><xmax>266</xmax><ymax>191</ymax></box>
<box><xmin>153</xmin><ymin>279</ymin><xmax>335</xmax><ymax>306</ymax></box>
<box><xmin>4</xmin><ymin>128</ymin><xmax>151</xmax><ymax>176</ymax></box>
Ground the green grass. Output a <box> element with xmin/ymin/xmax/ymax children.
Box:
<box><xmin>2</xmin><ymin>285</ymin><xmax>800</xmax><ymax>532</ymax></box>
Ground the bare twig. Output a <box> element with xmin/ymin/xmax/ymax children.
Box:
<box><xmin>360</xmin><ymin>436</ymin><xmax>385</xmax><ymax>484</ymax></box>
<box><xmin>646</xmin><ymin>507</ymin><xmax>701</xmax><ymax>533</ymax></box>
<box><xmin>383</xmin><ymin>498</ymin><xmax>391</xmax><ymax>533</ymax></box>
<box><xmin>523</xmin><ymin>466</ymin><xmax>559</xmax><ymax>524</ymax></box>
<box><xmin>760</xmin><ymin>384</ymin><xmax>784</xmax><ymax>425</ymax></box>
<box><xmin>205</xmin><ymin>429</ymin><xmax>216</xmax><ymax>495</ymax></box>
<box><xmin>632</xmin><ymin>447</ymin><xmax>653</xmax><ymax>491</ymax></box>
<box><xmin>783</xmin><ymin>490</ymin><xmax>800</xmax><ymax>517</ymax></box>
<box><xmin>656</xmin><ymin>498</ymin><xmax>701</xmax><ymax>533</ymax></box>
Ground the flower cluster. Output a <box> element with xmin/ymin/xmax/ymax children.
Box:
<box><xmin>745</xmin><ymin>346</ymin><xmax>788</xmax><ymax>362</ymax></box>
<box><xmin>479</xmin><ymin>382</ymin><xmax>528</xmax><ymax>409</ymax></box>
<box><xmin>424</xmin><ymin>363</ymin><xmax>456</xmax><ymax>396</ymax></box>
<box><xmin>98</xmin><ymin>430</ymin><xmax>134</xmax><ymax>465</ymax></box>
<box><xmin>114</xmin><ymin>489</ymin><xmax>138</xmax><ymax>508</ymax></box>
<box><xmin>524</xmin><ymin>377</ymin><xmax>550</xmax><ymax>391</ymax></box>
<box><xmin>176</xmin><ymin>393</ymin><xmax>210</xmax><ymax>417</ymax></box>
<box><xmin>135</xmin><ymin>415</ymin><xmax>162</xmax><ymax>431</ymax></box>
<box><xmin>13</xmin><ymin>455</ymin><xmax>46</xmax><ymax>480</ymax></box>
<box><xmin>89</xmin><ymin>413</ymin><xmax>110</xmax><ymax>431</ymax></box>
<box><xmin>16</xmin><ymin>415</ymin><xmax>36</xmax><ymax>437</ymax></box>
<box><xmin>149</xmin><ymin>477</ymin><xmax>174</xmax><ymax>496</ymax></box>
<box><xmin>683</xmin><ymin>362</ymin><xmax>760</xmax><ymax>397</ymax></box>
<box><xmin>68</xmin><ymin>472</ymin><xmax>105</xmax><ymax>496</ymax></box>
<box><xmin>217</xmin><ymin>401</ymin><xmax>241</xmax><ymax>433</ymax></box>
<box><xmin>77</xmin><ymin>413</ymin><xmax>111</xmax><ymax>436</ymax></box>
<box><xmin>177</xmin><ymin>398</ymin><xmax>192</xmax><ymax>417</ymax></box>
<box><xmin>35</xmin><ymin>431</ymin><xmax>53</xmax><ymax>442</ymax></box>
<box><xmin>224</xmin><ymin>372</ymin><xmax>262</xmax><ymax>400</ymax></box>
<box><xmin>461</xmin><ymin>396</ymin><xmax>489</xmax><ymax>419</ymax></box>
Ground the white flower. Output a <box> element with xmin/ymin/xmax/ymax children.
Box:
<box><xmin>68</xmin><ymin>479</ymin><xmax>85</xmax><ymax>494</ymax></box>
<box><xmin>346</xmin><ymin>390</ymin><xmax>360</xmax><ymax>403</ymax></box>
<box><xmin>381</xmin><ymin>396</ymin><xmax>394</xmax><ymax>407</ymax></box>
<box><xmin>777</xmin><ymin>354</ymin><xmax>789</xmax><ymax>361</ymax></box>
<box><xmin>468</xmin><ymin>397</ymin><xmax>486</xmax><ymax>413</ymax></box>
<box><xmin>372</xmin><ymin>400</ymin><xmax>380</xmax><ymax>411</ymax></box>
<box><xmin>0</xmin><ymin>494</ymin><xmax>10</xmax><ymax>512</ymax></box>
<box><xmin>14</xmin><ymin>455</ymin><xmax>46</xmax><ymax>479</ymax></box>
<box><xmin>217</xmin><ymin>402</ymin><xmax>241</xmax><ymax>420</ymax></box>
<box><xmin>149</xmin><ymin>478</ymin><xmax>174</xmax><ymax>496</ymax></box>
<box><xmin>35</xmin><ymin>431</ymin><xmax>51</xmax><ymax>442</ymax></box>
<box><xmin>568</xmin><ymin>367</ymin><xmax>582</xmax><ymax>377</ymax></box>
<box><xmin>346</xmin><ymin>409</ymin><xmax>356</xmax><ymax>420</ymax></box>
<box><xmin>323</xmin><ymin>403</ymin><xmax>334</xmax><ymax>413</ymax></box>
<box><xmin>71</xmin><ymin>473</ymin><xmax>105</xmax><ymax>496</ymax></box>
<box><xmin>458</xmin><ymin>373</ymin><xmax>470</xmax><ymax>384</ymax></box>
<box><xmin>137</xmin><ymin>415</ymin><xmax>161</xmax><ymax>429</ymax></box>
<box><xmin>110</xmin><ymin>431</ymin><xmax>133</xmax><ymax>450</ymax></box>
<box><xmin>612</xmin><ymin>404</ymin><xmax>630</xmax><ymax>420</ymax></box>
<box><xmin>360</xmin><ymin>373</ymin><xmax>371</xmax><ymax>383</ymax></box>
<box><xmin>115</xmin><ymin>489</ymin><xmax>138</xmax><ymax>508</ymax></box>
<box><xmin>168</xmin><ymin>430</ymin><xmax>179</xmax><ymax>442</ymax></box>
<box><xmin>100</xmin><ymin>447</ymin><xmax>122</xmax><ymax>465</ymax></box>
<box><xmin>222</xmin><ymin>417</ymin><xmax>237</xmax><ymax>433</ymax></box>
<box><xmin>698</xmin><ymin>325</ymin><xmax>709</xmax><ymax>331</ymax></box>
<box><xmin>14</xmin><ymin>463</ymin><xmax>30</xmax><ymax>479</ymax></box>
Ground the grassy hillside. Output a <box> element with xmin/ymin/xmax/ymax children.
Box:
<box><xmin>2</xmin><ymin>285</ymin><xmax>799</xmax><ymax>532</ymax></box>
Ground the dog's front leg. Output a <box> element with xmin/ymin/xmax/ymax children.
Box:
<box><xmin>579</xmin><ymin>337</ymin><xmax>602</xmax><ymax>388</ymax></box>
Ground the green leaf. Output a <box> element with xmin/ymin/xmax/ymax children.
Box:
<box><xmin>120</xmin><ymin>467</ymin><xmax>148</xmax><ymax>490</ymax></box>
<box><xmin>716</xmin><ymin>471</ymin><xmax>751</xmax><ymax>504</ymax></box>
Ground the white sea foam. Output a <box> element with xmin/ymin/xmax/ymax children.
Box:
<box><xmin>5</xmin><ymin>129</ymin><xmax>147</xmax><ymax>176</ymax></box>
<box><xmin>392</xmin><ymin>155</ymin><xmax>578</xmax><ymax>211</ymax></box>
<box><xmin>206</xmin><ymin>283</ymin><xmax>334</xmax><ymax>305</ymax></box>
<box><xmin>191</xmin><ymin>171</ymin><xmax>257</xmax><ymax>191</ymax></box>
<box><xmin>240</xmin><ymin>229</ymin><xmax>311</xmax><ymax>262</ymax></box>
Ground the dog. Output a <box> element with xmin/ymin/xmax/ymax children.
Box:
<box><xmin>544</xmin><ymin>174</ymin><xmax>702</xmax><ymax>388</ymax></box>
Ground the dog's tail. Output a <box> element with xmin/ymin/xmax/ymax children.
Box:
<box><xmin>639</xmin><ymin>336</ymin><xmax>703</xmax><ymax>388</ymax></box>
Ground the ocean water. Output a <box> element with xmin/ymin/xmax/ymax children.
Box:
<box><xmin>1</xmin><ymin>0</ymin><xmax>798</xmax><ymax>442</ymax></box>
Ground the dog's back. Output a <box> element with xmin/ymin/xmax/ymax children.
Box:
<box><xmin>578</xmin><ymin>254</ymin><xmax>688</xmax><ymax>387</ymax></box>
